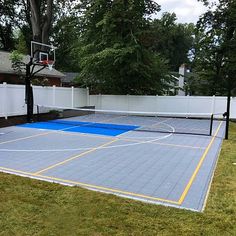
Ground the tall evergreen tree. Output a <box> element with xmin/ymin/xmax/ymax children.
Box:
<box><xmin>75</xmin><ymin>0</ymin><xmax>172</xmax><ymax>95</ymax></box>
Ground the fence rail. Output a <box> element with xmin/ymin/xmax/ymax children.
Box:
<box><xmin>1</xmin><ymin>83</ymin><xmax>236</xmax><ymax>119</ymax></box>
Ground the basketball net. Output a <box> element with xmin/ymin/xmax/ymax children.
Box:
<box><xmin>41</xmin><ymin>60</ymin><xmax>54</xmax><ymax>71</ymax></box>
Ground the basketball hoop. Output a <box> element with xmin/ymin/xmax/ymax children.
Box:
<box><xmin>40</xmin><ymin>60</ymin><xmax>54</xmax><ymax>71</ymax></box>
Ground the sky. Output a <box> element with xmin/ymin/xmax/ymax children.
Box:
<box><xmin>155</xmin><ymin>0</ymin><xmax>208</xmax><ymax>24</ymax></box>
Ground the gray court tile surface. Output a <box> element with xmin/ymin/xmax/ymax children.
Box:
<box><xmin>0</xmin><ymin>119</ymin><xmax>225</xmax><ymax>212</ymax></box>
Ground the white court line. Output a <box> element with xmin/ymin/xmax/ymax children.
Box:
<box><xmin>0</xmin><ymin>115</ymin><xmax>132</xmax><ymax>145</ymax></box>
<box><xmin>117</xmin><ymin>117</ymin><xmax>174</xmax><ymax>139</ymax></box>
<box><xmin>0</xmin><ymin>132</ymin><xmax>173</xmax><ymax>152</ymax></box>
<box><xmin>0</xmin><ymin>114</ymin><xmax>177</xmax><ymax>152</ymax></box>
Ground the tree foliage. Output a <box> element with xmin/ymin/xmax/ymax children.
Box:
<box><xmin>52</xmin><ymin>15</ymin><xmax>81</xmax><ymax>71</ymax></box>
<box><xmin>193</xmin><ymin>0</ymin><xmax>236</xmax><ymax>95</ymax></box>
<box><xmin>0</xmin><ymin>0</ymin><xmax>195</xmax><ymax>95</ymax></box>
<box><xmin>0</xmin><ymin>0</ymin><xmax>17</xmax><ymax>50</ymax></box>
<box><xmin>75</xmin><ymin>0</ymin><xmax>174</xmax><ymax>95</ymax></box>
<box><xmin>151</xmin><ymin>13</ymin><xmax>195</xmax><ymax>71</ymax></box>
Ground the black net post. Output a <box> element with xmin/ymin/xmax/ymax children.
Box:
<box><xmin>209</xmin><ymin>114</ymin><xmax>214</xmax><ymax>136</ymax></box>
<box><xmin>225</xmin><ymin>89</ymin><xmax>231</xmax><ymax>140</ymax></box>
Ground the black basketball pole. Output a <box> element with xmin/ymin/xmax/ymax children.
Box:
<box><xmin>25</xmin><ymin>58</ymin><xmax>33</xmax><ymax>123</ymax></box>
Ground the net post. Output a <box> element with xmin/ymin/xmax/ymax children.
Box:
<box><xmin>209</xmin><ymin>114</ymin><xmax>214</xmax><ymax>136</ymax></box>
<box><xmin>225</xmin><ymin>92</ymin><xmax>231</xmax><ymax>140</ymax></box>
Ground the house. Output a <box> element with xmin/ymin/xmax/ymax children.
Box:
<box><xmin>169</xmin><ymin>64</ymin><xmax>192</xmax><ymax>96</ymax></box>
<box><xmin>61</xmin><ymin>72</ymin><xmax>80</xmax><ymax>87</ymax></box>
<box><xmin>0</xmin><ymin>51</ymin><xmax>65</xmax><ymax>86</ymax></box>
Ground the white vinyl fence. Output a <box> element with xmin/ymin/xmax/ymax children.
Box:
<box><xmin>0</xmin><ymin>83</ymin><xmax>88</xmax><ymax>118</ymax></box>
<box><xmin>1</xmin><ymin>82</ymin><xmax>236</xmax><ymax>119</ymax></box>
<box><xmin>89</xmin><ymin>95</ymin><xmax>236</xmax><ymax>118</ymax></box>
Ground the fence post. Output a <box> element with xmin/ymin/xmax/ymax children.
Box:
<box><xmin>127</xmin><ymin>94</ymin><xmax>129</xmax><ymax>111</ymax></box>
<box><xmin>211</xmin><ymin>95</ymin><xmax>216</xmax><ymax>114</ymax></box>
<box><xmin>156</xmin><ymin>95</ymin><xmax>159</xmax><ymax>112</ymax></box>
<box><xmin>3</xmin><ymin>82</ymin><xmax>7</xmax><ymax>119</ymax></box>
<box><xmin>86</xmin><ymin>87</ymin><xmax>90</xmax><ymax>106</ymax></box>
<box><xmin>71</xmin><ymin>86</ymin><xmax>74</xmax><ymax>108</ymax></box>
<box><xmin>52</xmin><ymin>85</ymin><xmax>56</xmax><ymax>106</ymax></box>
<box><xmin>99</xmin><ymin>94</ymin><xmax>102</xmax><ymax>109</ymax></box>
<box><xmin>186</xmin><ymin>95</ymin><xmax>190</xmax><ymax>114</ymax></box>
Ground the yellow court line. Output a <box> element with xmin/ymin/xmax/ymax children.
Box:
<box><xmin>178</xmin><ymin>121</ymin><xmax>223</xmax><ymax>204</ymax></box>
<box><xmin>0</xmin><ymin>131</ymin><xmax>52</xmax><ymax>145</ymax></box>
<box><xmin>35</xmin><ymin>139</ymin><xmax>118</xmax><ymax>175</ymax></box>
<box><xmin>38</xmin><ymin>174</ymin><xmax>180</xmax><ymax>204</ymax></box>
<box><xmin>0</xmin><ymin>166</ymin><xmax>42</xmax><ymax>177</ymax></box>
<box><xmin>0</xmin><ymin>166</ymin><xmax>179</xmax><ymax>205</ymax></box>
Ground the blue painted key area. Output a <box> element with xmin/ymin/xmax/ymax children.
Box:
<box><xmin>19</xmin><ymin>120</ymin><xmax>139</xmax><ymax>136</ymax></box>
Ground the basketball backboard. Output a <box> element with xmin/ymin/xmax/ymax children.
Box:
<box><xmin>30</xmin><ymin>41</ymin><xmax>56</xmax><ymax>70</ymax></box>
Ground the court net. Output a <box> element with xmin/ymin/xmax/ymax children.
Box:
<box><xmin>36</xmin><ymin>105</ymin><xmax>219</xmax><ymax>136</ymax></box>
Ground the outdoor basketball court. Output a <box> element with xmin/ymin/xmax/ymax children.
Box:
<box><xmin>0</xmin><ymin>112</ymin><xmax>225</xmax><ymax>212</ymax></box>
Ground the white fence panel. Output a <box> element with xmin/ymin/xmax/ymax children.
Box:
<box><xmin>0</xmin><ymin>84</ymin><xmax>26</xmax><ymax>117</ymax></box>
<box><xmin>33</xmin><ymin>86</ymin><xmax>54</xmax><ymax>107</ymax></box>
<box><xmin>7</xmin><ymin>85</ymin><xmax>26</xmax><ymax>116</ymax></box>
<box><xmin>0</xmin><ymin>83</ymin><xmax>88</xmax><ymax>118</ymax></box>
<box><xmin>129</xmin><ymin>95</ymin><xmax>157</xmax><ymax>112</ymax></box>
<box><xmin>230</xmin><ymin>98</ymin><xmax>236</xmax><ymax>118</ymax></box>
<box><xmin>156</xmin><ymin>96</ymin><xmax>189</xmax><ymax>113</ymax></box>
<box><xmin>188</xmin><ymin>96</ymin><xmax>214</xmax><ymax>114</ymax></box>
<box><xmin>74</xmin><ymin>88</ymin><xmax>89</xmax><ymax>107</ymax></box>
<box><xmin>214</xmin><ymin>97</ymin><xmax>227</xmax><ymax>116</ymax></box>
<box><xmin>55</xmin><ymin>87</ymin><xmax>73</xmax><ymax>107</ymax></box>
<box><xmin>89</xmin><ymin>95</ymin><xmax>101</xmax><ymax>109</ymax></box>
<box><xmin>0</xmin><ymin>83</ymin><xmax>6</xmax><ymax>117</ymax></box>
<box><xmin>90</xmin><ymin>95</ymin><xmax>129</xmax><ymax>110</ymax></box>
<box><xmin>102</xmin><ymin>95</ymin><xmax>128</xmax><ymax>110</ymax></box>
<box><xmin>89</xmin><ymin>94</ymin><xmax>236</xmax><ymax>118</ymax></box>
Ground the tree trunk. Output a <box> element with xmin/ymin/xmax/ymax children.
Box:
<box><xmin>29</xmin><ymin>0</ymin><xmax>53</xmax><ymax>44</ymax></box>
<box><xmin>42</xmin><ymin>0</ymin><xmax>53</xmax><ymax>44</ymax></box>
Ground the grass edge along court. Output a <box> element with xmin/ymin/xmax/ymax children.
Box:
<box><xmin>0</xmin><ymin>123</ymin><xmax>235</xmax><ymax>235</ymax></box>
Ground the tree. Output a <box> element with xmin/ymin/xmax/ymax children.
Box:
<box><xmin>150</xmin><ymin>13</ymin><xmax>195</xmax><ymax>71</ymax></box>
<box><xmin>16</xmin><ymin>31</ymin><xmax>28</xmax><ymax>54</ymax></box>
<box><xmin>193</xmin><ymin>0</ymin><xmax>236</xmax><ymax>95</ymax></box>
<box><xmin>28</xmin><ymin>0</ymin><xmax>53</xmax><ymax>43</ymax></box>
<box><xmin>0</xmin><ymin>0</ymin><xmax>17</xmax><ymax>50</ymax></box>
<box><xmin>75</xmin><ymin>0</ymin><xmax>173</xmax><ymax>95</ymax></box>
<box><xmin>0</xmin><ymin>0</ymin><xmax>78</xmax><ymax>52</ymax></box>
<box><xmin>52</xmin><ymin>15</ymin><xmax>81</xmax><ymax>71</ymax></box>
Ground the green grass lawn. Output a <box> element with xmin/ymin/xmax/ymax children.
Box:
<box><xmin>0</xmin><ymin>124</ymin><xmax>236</xmax><ymax>236</ymax></box>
